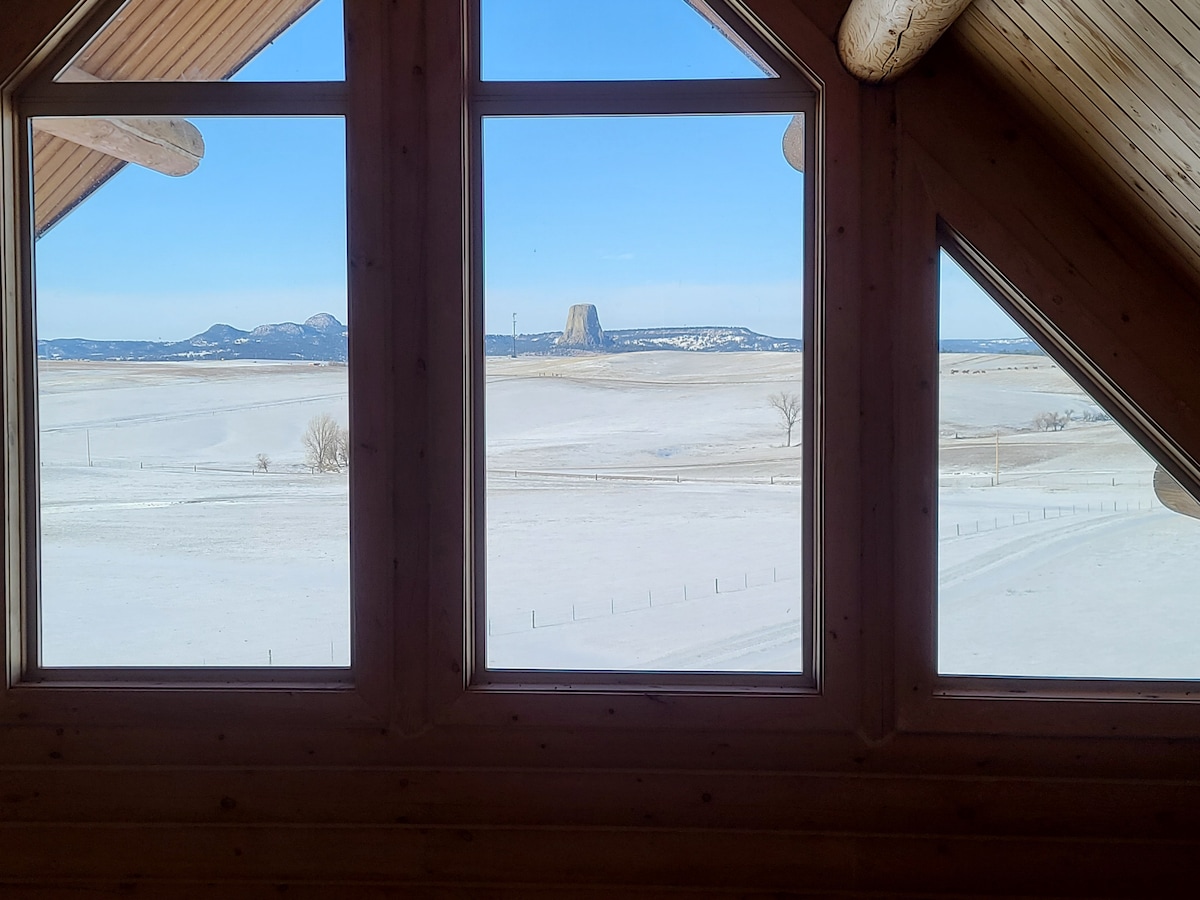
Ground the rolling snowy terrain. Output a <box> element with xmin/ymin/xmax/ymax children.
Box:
<box><xmin>32</xmin><ymin>350</ymin><xmax>1200</xmax><ymax>677</ymax></box>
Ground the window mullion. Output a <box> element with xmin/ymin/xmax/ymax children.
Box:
<box><xmin>20</xmin><ymin>80</ymin><xmax>348</xmax><ymax>118</ymax></box>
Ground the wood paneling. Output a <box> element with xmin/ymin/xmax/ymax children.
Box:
<box><xmin>952</xmin><ymin>0</ymin><xmax>1200</xmax><ymax>288</ymax></box>
<box><xmin>68</xmin><ymin>0</ymin><xmax>318</xmax><ymax>82</ymax></box>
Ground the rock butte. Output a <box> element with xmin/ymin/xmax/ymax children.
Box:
<box><xmin>558</xmin><ymin>303</ymin><xmax>606</xmax><ymax>349</ymax></box>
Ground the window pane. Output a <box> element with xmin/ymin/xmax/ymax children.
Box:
<box><xmin>483</xmin><ymin>114</ymin><xmax>805</xmax><ymax>672</ymax></box>
<box><xmin>938</xmin><ymin>250</ymin><xmax>1200</xmax><ymax>679</ymax></box>
<box><xmin>32</xmin><ymin>116</ymin><xmax>349</xmax><ymax>667</ymax></box>
<box><xmin>481</xmin><ymin>0</ymin><xmax>774</xmax><ymax>81</ymax></box>
<box><xmin>55</xmin><ymin>0</ymin><xmax>344</xmax><ymax>83</ymax></box>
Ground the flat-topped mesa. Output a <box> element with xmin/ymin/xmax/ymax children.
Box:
<box><xmin>558</xmin><ymin>303</ymin><xmax>607</xmax><ymax>349</ymax></box>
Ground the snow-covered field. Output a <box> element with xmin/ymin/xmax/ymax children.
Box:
<box><xmin>938</xmin><ymin>353</ymin><xmax>1200</xmax><ymax>679</ymax></box>
<box><xmin>484</xmin><ymin>353</ymin><xmax>803</xmax><ymax>671</ymax></box>
<box><xmin>38</xmin><ymin>360</ymin><xmax>350</xmax><ymax>667</ymax></box>
<box><xmin>32</xmin><ymin>351</ymin><xmax>1200</xmax><ymax>678</ymax></box>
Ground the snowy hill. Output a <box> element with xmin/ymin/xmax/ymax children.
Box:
<box><xmin>38</xmin><ymin>314</ymin><xmax>349</xmax><ymax>362</ymax></box>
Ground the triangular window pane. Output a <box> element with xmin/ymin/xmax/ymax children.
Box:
<box><xmin>938</xmin><ymin>249</ymin><xmax>1200</xmax><ymax>680</ymax></box>
<box><xmin>481</xmin><ymin>0</ymin><xmax>775</xmax><ymax>81</ymax></box>
<box><xmin>54</xmin><ymin>0</ymin><xmax>344</xmax><ymax>83</ymax></box>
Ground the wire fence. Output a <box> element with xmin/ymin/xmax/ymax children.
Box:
<box><xmin>939</xmin><ymin>472</ymin><xmax>1154</xmax><ymax>490</ymax></box>
<box><xmin>487</xmin><ymin>563</ymin><xmax>802</xmax><ymax>637</ymax></box>
<box><xmin>43</xmin><ymin>458</ymin><xmax>332</xmax><ymax>476</ymax></box>
<box><xmin>487</xmin><ymin>468</ymin><xmax>801</xmax><ymax>487</ymax></box>
<box><xmin>938</xmin><ymin>498</ymin><xmax>1155</xmax><ymax>541</ymax></box>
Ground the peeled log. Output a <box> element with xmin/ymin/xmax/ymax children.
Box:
<box><xmin>838</xmin><ymin>0</ymin><xmax>975</xmax><ymax>83</ymax></box>
<box><xmin>1153</xmin><ymin>464</ymin><xmax>1200</xmax><ymax>520</ymax></box>
<box><xmin>33</xmin><ymin>116</ymin><xmax>204</xmax><ymax>176</ymax></box>
<box><xmin>782</xmin><ymin>115</ymin><xmax>804</xmax><ymax>173</ymax></box>
<box><xmin>33</xmin><ymin>66</ymin><xmax>204</xmax><ymax>176</ymax></box>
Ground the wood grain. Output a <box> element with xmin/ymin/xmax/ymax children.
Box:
<box><xmin>33</xmin><ymin>115</ymin><xmax>202</xmax><ymax>176</ymax></box>
<box><xmin>954</xmin><ymin>0</ymin><xmax>1200</xmax><ymax>291</ymax></box>
<box><xmin>838</xmin><ymin>0</ymin><xmax>976</xmax><ymax>82</ymax></box>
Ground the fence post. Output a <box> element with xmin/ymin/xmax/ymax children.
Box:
<box><xmin>531</xmin><ymin>610</ymin><xmax>535</xmax><ymax>629</ymax></box>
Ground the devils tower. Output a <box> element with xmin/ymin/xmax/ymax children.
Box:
<box><xmin>557</xmin><ymin>303</ymin><xmax>607</xmax><ymax>349</ymax></box>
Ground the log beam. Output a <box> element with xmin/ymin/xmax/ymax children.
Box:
<box><xmin>838</xmin><ymin>0</ymin><xmax>975</xmax><ymax>83</ymax></box>
<box><xmin>1153</xmin><ymin>464</ymin><xmax>1200</xmax><ymax>520</ymax></box>
<box><xmin>32</xmin><ymin>66</ymin><xmax>204</xmax><ymax>176</ymax></box>
<box><xmin>33</xmin><ymin>116</ymin><xmax>204</xmax><ymax>176</ymax></box>
<box><xmin>782</xmin><ymin>114</ymin><xmax>804</xmax><ymax>172</ymax></box>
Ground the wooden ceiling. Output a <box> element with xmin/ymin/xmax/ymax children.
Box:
<box><xmin>949</xmin><ymin>0</ymin><xmax>1200</xmax><ymax>287</ymax></box>
<box><xmin>33</xmin><ymin>0</ymin><xmax>320</xmax><ymax>236</ymax></box>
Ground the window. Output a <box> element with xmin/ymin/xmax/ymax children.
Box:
<box><xmin>896</xmin><ymin>223</ymin><xmax>1200</xmax><ymax>731</ymax></box>
<box><xmin>470</xmin><ymin>0</ymin><xmax>819</xmax><ymax>684</ymax></box>
<box><xmin>9</xmin><ymin>0</ymin><xmax>354</xmax><ymax>681</ymax></box>
<box><xmin>10</xmin><ymin>0</ymin><xmax>1194</xmax><ymax>749</ymax></box>
<box><xmin>938</xmin><ymin>247</ymin><xmax>1200</xmax><ymax>681</ymax></box>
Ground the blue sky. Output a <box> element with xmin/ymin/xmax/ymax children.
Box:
<box><xmin>33</xmin><ymin>0</ymin><xmax>1013</xmax><ymax>342</ymax></box>
<box><xmin>939</xmin><ymin>250</ymin><xmax>1025</xmax><ymax>340</ymax></box>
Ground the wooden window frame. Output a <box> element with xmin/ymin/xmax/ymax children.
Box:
<box><xmin>467</xmin><ymin>0</ymin><xmax>818</xmax><ymax>691</ymax></box>
<box><xmin>0</xmin><ymin>0</ymin><xmax>865</xmax><ymax>739</ymax></box>
<box><xmin>891</xmin><ymin>204</ymin><xmax>1200</xmax><ymax>738</ymax></box>
<box><xmin>0</xmin><ymin>0</ymin><xmax>392</xmax><ymax>728</ymax></box>
<box><xmin>426</xmin><ymin>0</ymin><xmax>861</xmax><ymax>733</ymax></box>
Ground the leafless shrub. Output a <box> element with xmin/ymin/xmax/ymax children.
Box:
<box><xmin>255</xmin><ymin>453</ymin><xmax>271</xmax><ymax>473</ymax></box>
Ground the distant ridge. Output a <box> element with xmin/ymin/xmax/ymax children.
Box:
<box><xmin>38</xmin><ymin>314</ymin><xmax>348</xmax><ymax>362</ymax></box>
<box><xmin>486</xmin><ymin>325</ymin><xmax>804</xmax><ymax>356</ymax></box>
<box><xmin>39</xmin><ymin>316</ymin><xmax>1039</xmax><ymax>362</ymax></box>
<box><xmin>939</xmin><ymin>338</ymin><xmax>1045</xmax><ymax>355</ymax></box>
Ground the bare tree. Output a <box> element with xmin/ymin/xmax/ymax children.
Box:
<box><xmin>255</xmin><ymin>453</ymin><xmax>271</xmax><ymax>473</ymax></box>
<box><xmin>1033</xmin><ymin>411</ymin><xmax>1069</xmax><ymax>432</ymax></box>
<box><xmin>303</xmin><ymin>413</ymin><xmax>346</xmax><ymax>472</ymax></box>
<box><xmin>768</xmin><ymin>392</ymin><xmax>802</xmax><ymax>447</ymax></box>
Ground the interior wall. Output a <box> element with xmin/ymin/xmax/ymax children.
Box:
<box><xmin>1</xmin><ymin>2</ymin><xmax>1200</xmax><ymax>896</ymax></box>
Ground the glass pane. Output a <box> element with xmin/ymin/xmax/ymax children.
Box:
<box><xmin>483</xmin><ymin>114</ymin><xmax>805</xmax><ymax>672</ymax></box>
<box><xmin>32</xmin><ymin>116</ymin><xmax>349</xmax><ymax>667</ymax></box>
<box><xmin>938</xmin><ymin>250</ymin><xmax>1200</xmax><ymax>679</ymax></box>
<box><xmin>481</xmin><ymin>0</ymin><xmax>774</xmax><ymax>81</ymax></box>
<box><xmin>55</xmin><ymin>0</ymin><xmax>344</xmax><ymax>83</ymax></box>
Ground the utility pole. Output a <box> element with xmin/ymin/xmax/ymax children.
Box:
<box><xmin>511</xmin><ymin>313</ymin><xmax>518</xmax><ymax>358</ymax></box>
<box><xmin>994</xmin><ymin>429</ymin><xmax>1000</xmax><ymax>486</ymax></box>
